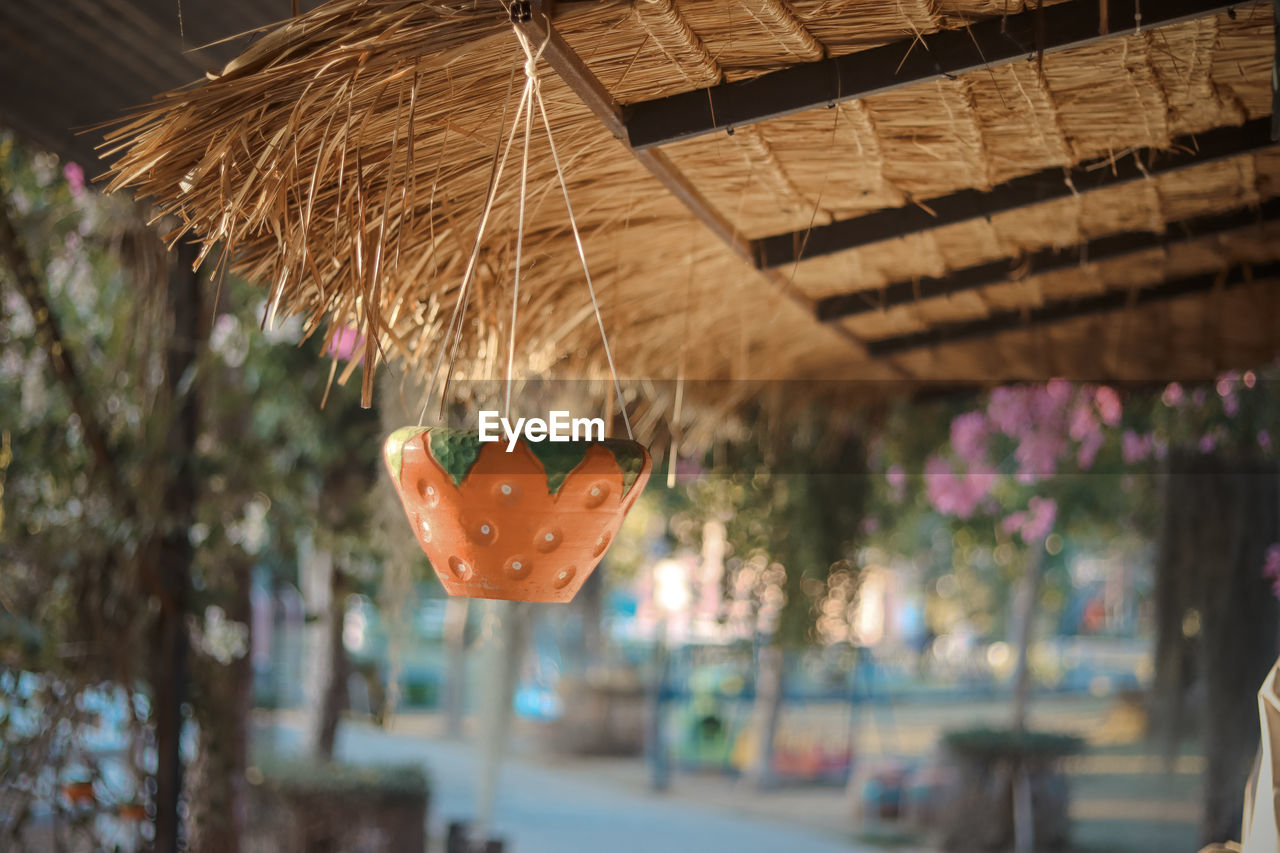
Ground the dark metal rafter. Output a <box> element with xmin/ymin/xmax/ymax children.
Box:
<box><xmin>816</xmin><ymin>197</ymin><xmax>1280</xmax><ymax>321</ymax></box>
<box><xmin>865</xmin><ymin>260</ymin><xmax>1280</xmax><ymax>357</ymax></box>
<box><xmin>622</xmin><ymin>0</ymin><xmax>1245</xmax><ymax>150</ymax></box>
<box><xmin>514</xmin><ymin>2</ymin><xmax>889</xmax><ymax>364</ymax></box>
<box><xmin>514</xmin><ymin>5</ymin><xmax>752</xmax><ymax>263</ymax></box>
<box><xmin>755</xmin><ymin>118</ymin><xmax>1277</xmax><ymax>269</ymax></box>
<box><xmin>514</xmin><ymin>0</ymin><xmax>1274</xmax><ymax>363</ymax></box>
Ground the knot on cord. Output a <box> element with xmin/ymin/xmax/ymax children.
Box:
<box><xmin>511</xmin><ymin>10</ymin><xmax>550</xmax><ymax>86</ymax></box>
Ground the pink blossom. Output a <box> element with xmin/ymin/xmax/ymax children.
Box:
<box><xmin>1265</xmin><ymin>544</ymin><xmax>1280</xmax><ymax>577</ymax></box>
<box><xmin>1021</xmin><ymin>497</ymin><xmax>1057</xmax><ymax>543</ymax></box>
<box><xmin>676</xmin><ymin>457</ymin><xmax>704</xmax><ymax>479</ymax></box>
<box><xmin>1031</xmin><ymin>383</ymin><xmax>1072</xmax><ymax>427</ymax></box>
<box><xmin>1077</xmin><ymin>429</ymin><xmax>1104</xmax><ymax>470</ymax></box>
<box><xmin>959</xmin><ymin>464</ymin><xmax>999</xmax><ymax>516</ymax></box>
<box><xmin>1264</xmin><ymin>544</ymin><xmax>1280</xmax><ymax>598</ymax></box>
<box><xmin>326</xmin><ymin>326</ymin><xmax>365</xmax><ymax>361</ymax></box>
<box><xmin>1216</xmin><ymin>372</ymin><xmax>1239</xmax><ymax>397</ymax></box>
<box><xmin>1002</xmin><ymin>512</ymin><xmax>1026</xmax><ymax>536</ymax></box>
<box><xmin>986</xmin><ymin>385</ymin><xmax>1071</xmax><ymax>441</ymax></box>
<box><xmin>1068</xmin><ymin>400</ymin><xmax>1098</xmax><ymax>442</ymax></box>
<box><xmin>1121</xmin><ymin>431</ymin><xmax>1152</xmax><ymax>464</ymax></box>
<box><xmin>1199</xmin><ymin>433</ymin><xmax>1217</xmax><ymax>454</ymax></box>
<box><xmin>923</xmin><ymin>456</ymin><xmax>956</xmax><ymax>514</ymax></box>
<box><xmin>1153</xmin><ymin>435</ymin><xmax>1169</xmax><ymax>461</ymax></box>
<box><xmin>1004</xmin><ymin>498</ymin><xmax>1057</xmax><ymax>543</ymax></box>
<box><xmin>1093</xmin><ymin>386</ymin><xmax>1122</xmax><ymax>427</ymax></box>
<box><xmin>1045</xmin><ymin>378</ymin><xmax>1072</xmax><ymax>407</ymax></box>
<box><xmin>984</xmin><ymin>382</ymin><xmax>1081</xmax><ymax>482</ymax></box>
<box><xmin>63</xmin><ymin>162</ymin><xmax>85</xmax><ymax>198</ymax></box>
<box><xmin>1013</xmin><ymin>431</ymin><xmax>1064</xmax><ymax>484</ymax></box>
<box><xmin>1161</xmin><ymin>383</ymin><xmax>1184</xmax><ymax>407</ymax></box>
<box><xmin>987</xmin><ymin>387</ymin><xmax>1028</xmax><ymax>437</ymax></box>
<box><xmin>1223</xmin><ymin>391</ymin><xmax>1239</xmax><ymax>418</ymax></box>
<box><xmin>924</xmin><ymin>455</ymin><xmax>996</xmax><ymax>519</ymax></box>
<box><xmin>1260</xmin><ymin>430</ymin><xmax>1273</xmax><ymax>451</ymax></box>
<box><xmin>950</xmin><ymin>412</ymin><xmax>990</xmax><ymax>465</ymax></box>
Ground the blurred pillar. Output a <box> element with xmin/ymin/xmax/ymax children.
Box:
<box><xmin>442</xmin><ymin>596</ymin><xmax>471</xmax><ymax>737</ymax></box>
<box><xmin>577</xmin><ymin>564</ymin><xmax>605</xmax><ymax>669</ymax></box>
<box><xmin>188</xmin><ymin>556</ymin><xmax>252</xmax><ymax>853</ymax></box>
<box><xmin>1010</xmin><ymin>538</ymin><xmax>1046</xmax><ymax>735</ymax></box>
<box><xmin>744</xmin><ymin>642</ymin><xmax>785</xmax><ymax>790</ymax></box>
<box><xmin>312</xmin><ymin>566</ymin><xmax>349</xmax><ymax>760</ymax></box>
<box><xmin>153</xmin><ymin>238</ymin><xmax>203</xmax><ymax>853</ymax></box>
<box><xmin>1163</xmin><ymin>452</ymin><xmax>1280</xmax><ymax>845</ymax></box>
<box><xmin>646</xmin><ymin>618</ymin><xmax>671</xmax><ymax>792</ymax></box>
<box><xmin>474</xmin><ymin>600</ymin><xmax>529</xmax><ymax>841</ymax></box>
<box><xmin>298</xmin><ymin>536</ymin><xmax>338</xmax><ymax>757</ymax></box>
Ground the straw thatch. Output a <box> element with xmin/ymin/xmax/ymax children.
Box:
<box><xmin>98</xmin><ymin>0</ymin><xmax>1279</xmax><ymax>423</ymax></box>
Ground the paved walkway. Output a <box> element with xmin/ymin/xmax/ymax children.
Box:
<box><xmin>261</xmin><ymin>716</ymin><xmax>875</xmax><ymax>853</ymax></box>
<box><xmin>259</xmin><ymin>693</ymin><xmax>1201</xmax><ymax>853</ymax></box>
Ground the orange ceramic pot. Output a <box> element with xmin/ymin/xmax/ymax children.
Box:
<box><xmin>384</xmin><ymin>427</ymin><xmax>651</xmax><ymax>603</ymax></box>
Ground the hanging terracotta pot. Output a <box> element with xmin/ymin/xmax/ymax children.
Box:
<box><xmin>384</xmin><ymin>427</ymin><xmax>651</xmax><ymax>603</ymax></box>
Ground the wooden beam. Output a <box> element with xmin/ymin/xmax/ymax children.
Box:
<box><xmin>816</xmin><ymin>197</ymin><xmax>1280</xmax><ymax>321</ymax></box>
<box><xmin>623</xmin><ymin>0</ymin><xmax>1243</xmax><ymax>149</ymax></box>
<box><xmin>755</xmin><ymin>118</ymin><xmax>1277</xmax><ymax>269</ymax></box>
<box><xmin>865</xmin><ymin>260</ymin><xmax>1280</xmax><ymax>357</ymax></box>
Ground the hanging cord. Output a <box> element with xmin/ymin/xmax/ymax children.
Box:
<box><xmin>438</xmin><ymin>81</ymin><xmax>531</xmax><ymax>420</ymax></box>
<box><xmin>517</xmin><ymin>24</ymin><xmax>634</xmax><ymax>440</ymax></box>
<box><xmin>667</xmin><ymin>232</ymin><xmax>695</xmax><ymax>488</ymax></box>
<box><xmin>417</xmin><ymin>66</ymin><xmax>529</xmax><ymax>424</ymax></box>
<box><xmin>504</xmin><ymin>31</ymin><xmax>542</xmax><ymax>420</ymax></box>
<box><xmin>420</xmin><ymin>13</ymin><xmax>633</xmax><ymax>439</ymax></box>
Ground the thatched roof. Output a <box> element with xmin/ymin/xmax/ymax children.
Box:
<box><xmin>16</xmin><ymin>1</ymin><xmax>1280</xmax><ymax>414</ymax></box>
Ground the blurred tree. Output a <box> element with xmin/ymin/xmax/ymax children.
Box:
<box><xmin>674</xmin><ymin>404</ymin><xmax>870</xmax><ymax>788</ymax></box>
<box><xmin>871</xmin><ymin>373</ymin><xmax>1280</xmax><ymax>845</ymax></box>
<box><xmin>1</xmin><ymin>140</ymin><xmax>180</xmax><ymax>849</ymax></box>
<box><xmin>0</xmin><ymin>135</ymin><xmax>383</xmax><ymax>852</ymax></box>
<box><xmin>876</xmin><ymin>383</ymin><xmax>1144</xmax><ymax>729</ymax></box>
<box><xmin>1140</xmin><ymin>376</ymin><xmax>1280</xmax><ymax>845</ymax></box>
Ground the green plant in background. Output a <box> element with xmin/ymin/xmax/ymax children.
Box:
<box><xmin>866</xmin><ymin>371</ymin><xmax>1280</xmax><ymax>845</ymax></box>
<box><xmin>0</xmin><ymin>134</ymin><xmax>387</xmax><ymax>852</ymax></box>
<box><xmin>664</xmin><ymin>404</ymin><xmax>871</xmax><ymax>788</ymax></box>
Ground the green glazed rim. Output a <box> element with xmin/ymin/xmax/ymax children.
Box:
<box><xmin>384</xmin><ymin>427</ymin><xmax>647</xmax><ymax>497</ymax></box>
